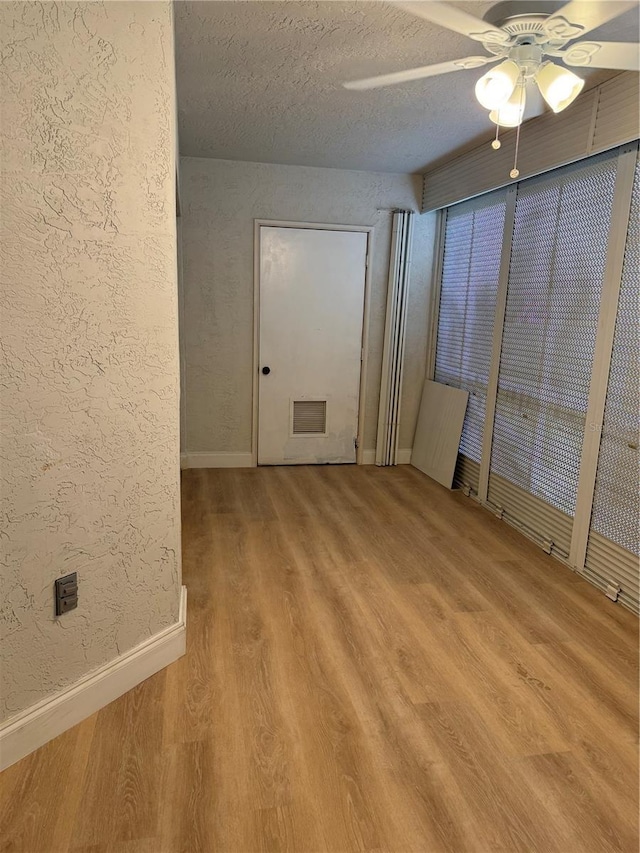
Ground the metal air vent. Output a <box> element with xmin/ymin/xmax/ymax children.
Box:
<box><xmin>292</xmin><ymin>400</ymin><xmax>327</xmax><ymax>435</ymax></box>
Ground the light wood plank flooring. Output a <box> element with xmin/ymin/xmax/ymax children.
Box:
<box><xmin>1</xmin><ymin>465</ymin><xmax>638</xmax><ymax>852</ymax></box>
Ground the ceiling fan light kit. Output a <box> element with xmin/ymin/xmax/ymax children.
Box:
<box><xmin>344</xmin><ymin>1</ymin><xmax>639</xmax><ymax>176</ymax></box>
<box><xmin>475</xmin><ymin>43</ymin><xmax>581</xmax><ymax>128</ymax></box>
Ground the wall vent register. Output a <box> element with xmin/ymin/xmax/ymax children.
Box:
<box><xmin>292</xmin><ymin>400</ymin><xmax>327</xmax><ymax>435</ymax></box>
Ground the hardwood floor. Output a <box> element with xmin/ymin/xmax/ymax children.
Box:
<box><xmin>1</xmin><ymin>465</ymin><xmax>638</xmax><ymax>852</ymax></box>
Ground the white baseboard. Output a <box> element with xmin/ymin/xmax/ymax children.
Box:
<box><xmin>181</xmin><ymin>451</ymin><xmax>411</xmax><ymax>468</ymax></box>
<box><xmin>181</xmin><ymin>452</ymin><xmax>254</xmax><ymax>469</ymax></box>
<box><xmin>0</xmin><ymin>586</ymin><xmax>187</xmax><ymax>772</ymax></box>
<box><xmin>361</xmin><ymin>449</ymin><xmax>412</xmax><ymax>465</ymax></box>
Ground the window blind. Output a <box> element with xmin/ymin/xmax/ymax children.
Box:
<box><xmin>487</xmin><ymin>150</ymin><xmax>618</xmax><ymax>555</ymax></box>
<box><xmin>431</xmin><ymin>143</ymin><xmax>638</xmax><ymax>611</ymax></box>
<box><xmin>434</xmin><ymin>192</ymin><xmax>506</xmax><ymax>493</ymax></box>
<box><xmin>584</xmin><ymin>154</ymin><xmax>640</xmax><ymax>613</ymax></box>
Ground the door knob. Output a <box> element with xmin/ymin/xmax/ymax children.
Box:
<box><xmin>262</xmin><ymin>366</ymin><xmax>271</xmax><ymax>375</ymax></box>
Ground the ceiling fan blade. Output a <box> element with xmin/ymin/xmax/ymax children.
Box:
<box><xmin>560</xmin><ymin>40</ymin><xmax>640</xmax><ymax>70</ymax></box>
<box><xmin>543</xmin><ymin>1</ymin><xmax>638</xmax><ymax>41</ymax></box>
<box><xmin>393</xmin><ymin>2</ymin><xmax>509</xmax><ymax>45</ymax></box>
<box><xmin>343</xmin><ymin>55</ymin><xmax>498</xmax><ymax>91</ymax></box>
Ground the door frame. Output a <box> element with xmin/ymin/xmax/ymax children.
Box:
<box><xmin>252</xmin><ymin>219</ymin><xmax>374</xmax><ymax>467</ymax></box>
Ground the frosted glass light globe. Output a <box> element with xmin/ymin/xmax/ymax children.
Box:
<box><xmin>536</xmin><ymin>62</ymin><xmax>584</xmax><ymax>112</ymax></box>
<box><xmin>489</xmin><ymin>85</ymin><xmax>526</xmax><ymax>128</ymax></box>
<box><xmin>475</xmin><ymin>60</ymin><xmax>520</xmax><ymax>110</ymax></box>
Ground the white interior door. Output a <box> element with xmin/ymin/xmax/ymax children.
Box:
<box><xmin>258</xmin><ymin>226</ymin><xmax>368</xmax><ymax>465</ymax></box>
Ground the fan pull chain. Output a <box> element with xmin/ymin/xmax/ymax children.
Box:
<box><xmin>510</xmin><ymin>77</ymin><xmax>526</xmax><ymax>179</ymax></box>
<box><xmin>491</xmin><ymin>122</ymin><xmax>501</xmax><ymax>150</ymax></box>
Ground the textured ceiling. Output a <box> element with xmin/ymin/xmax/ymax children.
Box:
<box><xmin>175</xmin><ymin>1</ymin><xmax>638</xmax><ymax>174</ymax></box>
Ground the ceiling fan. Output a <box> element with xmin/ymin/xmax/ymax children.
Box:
<box><xmin>344</xmin><ymin>0</ymin><xmax>639</xmax><ymax>171</ymax></box>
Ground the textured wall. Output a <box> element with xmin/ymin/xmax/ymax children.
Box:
<box><xmin>0</xmin><ymin>1</ymin><xmax>181</xmax><ymax>722</ymax></box>
<box><xmin>180</xmin><ymin>156</ymin><xmax>436</xmax><ymax>455</ymax></box>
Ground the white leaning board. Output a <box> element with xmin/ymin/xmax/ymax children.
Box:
<box><xmin>411</xmin><ymin>380</ymin><xmax>469</xmax><ymax>489</ymax></box>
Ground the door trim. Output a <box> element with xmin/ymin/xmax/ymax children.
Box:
<box><xmin>252</xmin><ymin>220</ymin><xmax>373</xmax><ymax>467</ymax></box>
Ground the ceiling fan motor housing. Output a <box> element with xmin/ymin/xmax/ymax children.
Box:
<box><xmin>510</xmin><ymin>44</ymin><xmax>545</xmax><ymax>78</ymax></box>
<box><xmin>482</xmin><ymin>0</ymin><xmax>582</xmax><ymax>59</ymax></box>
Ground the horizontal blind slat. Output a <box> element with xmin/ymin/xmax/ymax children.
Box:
<box><xmin>487</xmin><ymin>474</ymin><xmax>573</xmax><ymax>553</ymax></box>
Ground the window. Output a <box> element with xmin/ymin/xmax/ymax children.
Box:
<box><xmin>431</xmin><ymin>142</ymin><xmax>639</xmax><ymax>610</ymax></box>
<box><xmin>489</xmin><ymin>151</ymin><xmax>617</xmax><ymax>521</ymax></box>
<box><xmin>434</xmin><ymin>192</ymin><xmax>505</xmax><ymax>487</ymax></box>
<box><xmin>585</xmin><ymin>153</ymin><xmax>640</xmax><ymax>611</ymax></box>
